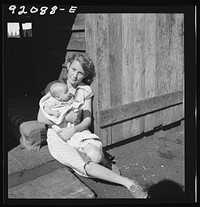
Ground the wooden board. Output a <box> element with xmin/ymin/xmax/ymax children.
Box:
<box><xmin>108</xmin><ymin>13</ymin><xmax>123</xmax><ymax>143</ymax></box>
<box><xmin>66</xmin><ymin>32</ymin><xmax>85</xmax><ymax>51</ymax></box>
<box><xmin>143</xmin><ymin>14</ymin><xmax>157</xmax><ymax>132</ymax></box>
<box><xmin>85</xmin><ymin>14</ymin><xmax>112</xmax><ymax>146</ymax></box>
<box><xmin>95</xmin><ymin>14</ymin><xmax>112</xmax><ymax>146</ymax></box>
<box><xmin>99</xmin><ymin>91</ymin><xmax>183</xmax><ymax>127</ymax></box>
<box><xmin>121</xmin><ymin>14</ymin><xmax>135</xmax><ymax>138</ymax></box>
<box><xmin>72</xmin><ymin>14</ymin><xmax>85</xmax><ymax>30</ymax></box>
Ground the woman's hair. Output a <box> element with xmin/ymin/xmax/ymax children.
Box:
<box><xmin>67</xmin><ymin>53</ymin><xmax>96</xmax><ymax>85</ymax></box>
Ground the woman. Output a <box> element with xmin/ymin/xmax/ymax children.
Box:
<box><xmin>37</xmin><ymin>53</ymin><xmax>148</xmax><ymax>198</ymax></box>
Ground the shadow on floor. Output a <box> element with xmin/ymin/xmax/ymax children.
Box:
<box><xmin>146</xmin><ymin>179</ymin><xmax>185</xmax><ymax>202</ymax></box>
<box><xmin>103</xmin><ymin>120</ymin><xmax>183</xmax><ymax>151</ymax></box>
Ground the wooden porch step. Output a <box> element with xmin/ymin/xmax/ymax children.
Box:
<box><xmin>8</xmin><ymin>168</ymin><xmax>95</xmax><ymax>199</ymax></box>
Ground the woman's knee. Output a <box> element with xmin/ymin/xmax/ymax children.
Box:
<box><xmin>84</xmin><ymin>145</ymin><xmax>103</xmax><ymax>163</ymax></box>
<box><xmin>84</xmin><ymin>161</ymin><xmax>96</xmax><ymax>177</ymax></box>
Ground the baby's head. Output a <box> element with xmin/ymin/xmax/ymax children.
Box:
<box><xmin>50</xmin><ymin>82</ymin><xmax>72</xmax><ymax>101</ymax></box>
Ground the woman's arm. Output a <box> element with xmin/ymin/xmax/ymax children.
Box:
<box><xmin>74</xmin><ymin>98</ymin><xmax>92</xmax><ymax>133</ymax></box>
<box><xmin>57</xmin><ymin>98</ymin><xmax>92</xmax><ymax>140</ymax></box>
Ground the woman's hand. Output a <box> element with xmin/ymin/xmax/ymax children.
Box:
<box><xmin>57</xmin><ymin>127</ymin><xmax>76</xmax><ymax>141</ymax></box>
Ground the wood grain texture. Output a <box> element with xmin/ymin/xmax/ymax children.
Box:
<box><xmin>84</xmin><ymin>13</ymin><xmax>184</xmax><ymax>146</ymax></box>
<box><xmin>72</xmin><ymin>14</ymin><xmax>85</xmax><ymax>30</ymax></box>
<box><xmin>99</xmin><ymin>91</ymin><xmax>183</xmax><ymax>128</ymax></box>
<box><xmin>66</xmin><ymin>32</ymin><xmax>85</xmax><ymax>51</ymax></box>
<box><xmin>154</xmin><ymin>14</ymin><xmax>166</xmax><ymax>128</ymax></box>
<box><xmin>121</xmin><ymin>14</ymin><xmax>136</xmax><ymax>138</ymax></box>
<box><xmin>108</xmin><ymin>13</ymin><xmax>123</xmax><ymax>143</ymax></box>
<box><xmin>161</xmin><ymin>14</ymin><xmax>184</xmax><ymax>125</ymax></box>
<box><xmin>85</xmin><ymin>14</ymin><xmax>112</xmax><ymax>146</ymax></box>
<box><xmin>85</xmin><ymin>14</ymin><xmax>99</xmax><ymax>137</ymax></box>
<box><xmin>143</xmin><ymin>14</ymin><xmax>157</xmax><ymax>132</ymax></box>
<box><xmin>132</xmin><ymin>14</ymin><xmax>146</xmax><ymax>135</ymax></box>
<box><xmin>161</xmin><ymin>14</ymin><xmax>175</xmax><ymax>126</ymax></box>
<box><xmin>95</xmin><ymin>14</ymin><xmax>112</xmax><ymax>146</ymax></box>
<box><xmin>96</xmin><ymin>14</ymin><xmax>110</xmax><ymax>110</ymax></box>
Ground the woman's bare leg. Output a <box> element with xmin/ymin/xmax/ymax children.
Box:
<box><xmin>84</xmin><ymin>161</ymin><xmax>148</xmax><ymax>198</ymax></box>
<box><xmin>83</xmin><ymin>144</ymin><xmax>121</xmax><ymax>174</ymax></box>
<box><xmin>85</xmin><ymin>161</ymin><xmax>135</xmax><ymax>190</ymax></box>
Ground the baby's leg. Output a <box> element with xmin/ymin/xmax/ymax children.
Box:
<box><xmin>83</xmin><ymin>144</ymin><xmax>103</xmax><ymax>164</ymax></box>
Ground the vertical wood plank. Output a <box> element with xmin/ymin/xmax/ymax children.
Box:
<box><xmin>85</xmin><ymin>14</ymin><xmax>100</xmax><ymax>136</ymax></box>
<box><xmin>95</xmin><ymin>14</ymin><xmax>112</xmax><ymax>146</ymax></box>
<box><xmin>163</xmin><ymin>14</ymin><xmax>184</xmax><ymax>125</ymax></box>
<box><xmin>171</xmin><ymin>14</ymin><xmax>184</xmax><ymax>122</ymax></box>
<box><xmin>144</xmin><ymin>14</ymin><xmax>157</xmax><ymax>132</ymax></box>
<box><xmin>121</xmin><ymin>13</ymin><xmax>136</xmax><ymax>138</ymax></box>
<box><xmin>85</xmin><ymin>14</ymin><xmax>96</xmax><ymax>65</ymax></box>
<box><xmin>171</xmin><ymin>14</ymin><xmax>183</xmax><ymax>125</ymax></box>
<box><xmin>133</xmin><ymin>13</ymin><xmax>146</xmax><ymax>135</ymax></box>
<box><xmin>155</xmin><ymin>13</ymin><xmax>167</xmax><ymax>127</ymax></box>
<box><xmin>109</xmin><ymin>13</ymin><xmax>123</xmax><ymax>107</ymax></box>
<box><xmin>175</xmin><ymin>14</ymin><xmax>184</xmax><ymax>121</ymax></box>
<box><xmin>176</xmin><ymin>14</ymin><xmax>184</xmax><ymax>92</ymax></box>
<box><xmin>96</xmin><ymin>14</ymin><xmax>110</xmax><ymax>110</ymax></box>
<box><xmin>162</xmin><ymin>14</ymin><xmax>175</xmax><ymax>125</ymax></box>
<box><xmin>85</xmin><ymin>14</ymin><xmax>112</xmax><ymax>146</ymax></box>
<box><xmin>108</xmin><ymin>13</ymin><xmax>123</xmax><ymax>143</ymax></box>
<box><xmin>121</xmin><ymin>13</ymin><xmax>134</xmax><ymax>105</ymax></box>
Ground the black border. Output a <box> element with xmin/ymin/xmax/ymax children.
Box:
<box><xmin>2</xmin><ymin>3</ymin><xmax>197</xmax><ymax>205</ymax></box>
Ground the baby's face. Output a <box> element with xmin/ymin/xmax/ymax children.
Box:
<box><xmin>59</xmin><ymin>92</ymin><xmax>73</xmax><ymax>101</ymax></box>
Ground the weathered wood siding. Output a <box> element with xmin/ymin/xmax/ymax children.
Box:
<box><xmin>65</xmin><ymin>14</ymin><xmax>86</xmax><ymax>61</ymax></box>
<box><xmin>85</xmin><ymin>13</ymin><xmax>184</xmax><ymax>147</ymax></box>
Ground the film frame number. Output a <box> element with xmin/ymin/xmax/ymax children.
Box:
<box><xmin>8</xmin><ymin>5</ymin><xmax>77</xmax><ymax>15</ymax></box>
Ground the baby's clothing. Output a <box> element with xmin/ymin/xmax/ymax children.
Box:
<box><xmin>39</xmin><ymin>92</ymin><xmax>83</xmax><ymax>125</ymax></box>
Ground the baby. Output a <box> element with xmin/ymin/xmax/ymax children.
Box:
<box><xmin>43</xmin><ymin>82</ymin><xmax>74</xmax><ymax>117</ymax></box>
<box><xmin>40</xmin><ymin>82</ymin><xmax>83</xmax><ymax>129</ymax></box>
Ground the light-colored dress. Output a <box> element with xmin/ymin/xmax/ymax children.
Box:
<box><xmin>46</xmin><ymin>82</ymin><xmax>102</xmax><ymax>177</ymax></box>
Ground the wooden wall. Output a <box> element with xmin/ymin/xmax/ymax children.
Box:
<box><xmin>85</xmin><ymin>13</ymin><xmax>184</xmax><ymax>147</ymax></box>
<box><xmin>64</xmin><ymin>14</ymin><xmax>86</xmax><ymax>61</ymax></box>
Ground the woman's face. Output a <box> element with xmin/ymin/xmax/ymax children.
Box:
<box><xmin>67</xmin><ymin>60</ymin><xmax>86</xmax><ymax>87</ymax></box>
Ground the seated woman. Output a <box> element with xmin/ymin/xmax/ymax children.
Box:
<box><xmin>37</xmin><ymin>53</ymin><xmax>148</xmax><ymax>198</ymax></box>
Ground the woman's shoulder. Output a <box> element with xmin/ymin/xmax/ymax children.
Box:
<box><xmin>77</xmin><ymin>82</ymin><xmax>93</xmax><ymax>100</ymax></box>
<box><xmin>78</xmin><ymin>82</ymin><xmax>92</xmax><ymax>92</ymax></box>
